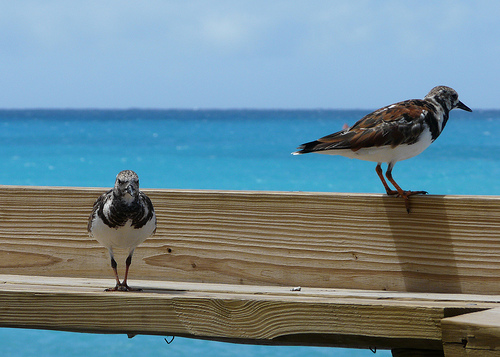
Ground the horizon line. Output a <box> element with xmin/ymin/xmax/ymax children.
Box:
<box><xmin>0</xmin><ymin>107</ymin><xmax>498</xmax><ymax>111</ymax></box>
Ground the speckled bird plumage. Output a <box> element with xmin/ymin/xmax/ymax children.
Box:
<box><xmin>88</xmin><ymin>170</ymin><xmax>156</xmax><ymax>291</ymax></box>
<box><xmin>293</xmin><ymin>86</ymin><xmax>472</xmax><ymax>212</ymax></box>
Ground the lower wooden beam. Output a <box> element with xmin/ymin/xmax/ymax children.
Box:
<box><xmin>0</xmin><ymin>274</ymin><xmax>498</xmax><ymax>351</ymax></box>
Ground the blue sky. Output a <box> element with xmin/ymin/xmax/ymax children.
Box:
<box><xmin>1</xmin><ymin>1</ymin><xmax>499</xmax><ymax>109</ymax></box>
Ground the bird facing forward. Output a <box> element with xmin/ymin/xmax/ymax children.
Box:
<box><xmin>293</xmin><ymin>86</ymin><xmax>472</xmax><ymax>212</ymax></box>
<box><xmin>88</xmin><ymin>170</ymin><xmax>156</xmax><ymax>291</ymax></box>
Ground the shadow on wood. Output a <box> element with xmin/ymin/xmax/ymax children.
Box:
<box><xmin>383</xmin><ymin>195</ymin><xmax>462</xmax><ymax>294</ymax></box>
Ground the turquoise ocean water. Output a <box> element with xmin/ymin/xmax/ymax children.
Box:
<box><xmin>0</xmin><ymin>109</ymin><xmax>498</xmax><ymax>356</ymax></box>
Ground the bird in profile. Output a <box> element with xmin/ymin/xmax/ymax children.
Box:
<box><xmin>88</xmin><ymin>170</ymin><xmax>156</xmax><ymax>291</ymax></box>
<box><xmin>293</xmin><ymin>86</ymin><xmax>472</xmax><ymax>212</ymax></box>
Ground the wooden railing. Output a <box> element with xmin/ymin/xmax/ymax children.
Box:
<box><xmin>0</xmin><ymin>185</ymin><xmax>499</xmax><ymax>356</ymax></box>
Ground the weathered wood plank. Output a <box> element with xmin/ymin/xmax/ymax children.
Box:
<box><xmin>0</xmin><ymin>186</ymin><xmax>499</xmax><ymax>294</ymax></box>
<box><xmin>1</xmin><ymin>186</ymin><xmax>500</xmax><ymax>352</ymax></box>
<box><xmin>442</xmin><ymin>308</ymin><xmax>500</xmax><ymax>356</ymax></box>
<box><xmin>0</xmin><ymin>274</ymin><xmax>496</xmax><ymax>350</ymax></box>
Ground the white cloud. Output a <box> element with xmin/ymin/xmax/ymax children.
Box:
<box><xmin>0</xmin><ymin>0</ymin><xmax>499</xmax><ymax>108</ymax></box>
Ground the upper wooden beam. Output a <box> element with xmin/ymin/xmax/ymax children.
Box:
<box><xmin>0</xmin><ymin>186</ymin><xmax>499</xmax><ymax>294</ymax></box>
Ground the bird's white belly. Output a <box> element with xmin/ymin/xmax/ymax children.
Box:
<box><xmin>90</xmin><ymin>215</ymin><xmax>156</xmax><ymax>252</ymax></box>
<box><xmin>318</xmin><ymin>128</ymin><xmax>433</xmax><ymax>164</ymax></box>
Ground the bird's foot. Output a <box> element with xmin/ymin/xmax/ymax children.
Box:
<box><xmin>385</xmin><ymin>189</ymin><xmax>427</xmax><ymax>197</ymax></box>
<box><xmin>105</xmin><ymin>283</ymin><xmax>142</xmax><ymax>292</ymax></box>
<box><xmin>398</xmin><ymin>190</ymin><xmax>428</xmax><ymax>198</ymax></box>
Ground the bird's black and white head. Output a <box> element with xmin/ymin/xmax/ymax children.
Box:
<box><xmin>424</xmin><ymin>86</ymin><xmax>472</xmax><ymax>113</ymax></box>
<box><xmin>113</xmin><ymin>170</ymin><xmax>140</xmax><ymax>204</ymax></box>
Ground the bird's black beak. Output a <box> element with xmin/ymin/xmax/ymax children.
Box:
<box><xmin>456</xmin><ymin>101</ymin><xmax>472</xmax><ymax>112</ymax></box>
<box><xmin>127</xmin><ymin>185</ymin><xmax>136</xmax><ymax>196</ymax></box>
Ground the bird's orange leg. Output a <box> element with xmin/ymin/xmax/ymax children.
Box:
<box><xmin>385</xmin><ymin>163</ymin><xmax>427</xmax><ymax>213</ymax></box>
<box><xmin>120</xmin><ymin>253</ymin><xmax>142</xmax><ymax>292</ymax></box>
<box><xmin>105</xmin><ymin>255</ymin><xmax>123</xmax><ymax>291</ymax></box>
<box><xmin>375</xmin><ymin>163</ymin><xmax>398</xmax><ymax>195</ymax></box>
<box><xmin>104</xmin><ymin>251</ymin><xmax>141</xmax><ymax>292</ymax></box>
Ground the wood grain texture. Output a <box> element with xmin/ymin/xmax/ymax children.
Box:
<box><xmin>0</xmin><ymin>186</ymin><xmax>499</xmax><ymax>294</ymax></box>
<box><xmin>0</xmin><ymin>274</ymin><xmax>496</xmax><ymax>350</ymax></box>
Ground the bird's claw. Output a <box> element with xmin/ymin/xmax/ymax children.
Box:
<box><xmin>384</xmin><ymin>190</ymin><xmax>427</xmax><ymax>213</ymax></box>
<box><xmin>396</xmin><ymin>190</ymin><xmax>428</xmax><ymax>198</ymax></box>
<box><xmin>105</xmin><ymin>283</ymin><xmax>142</xmax><ymax>292</ymax></box>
